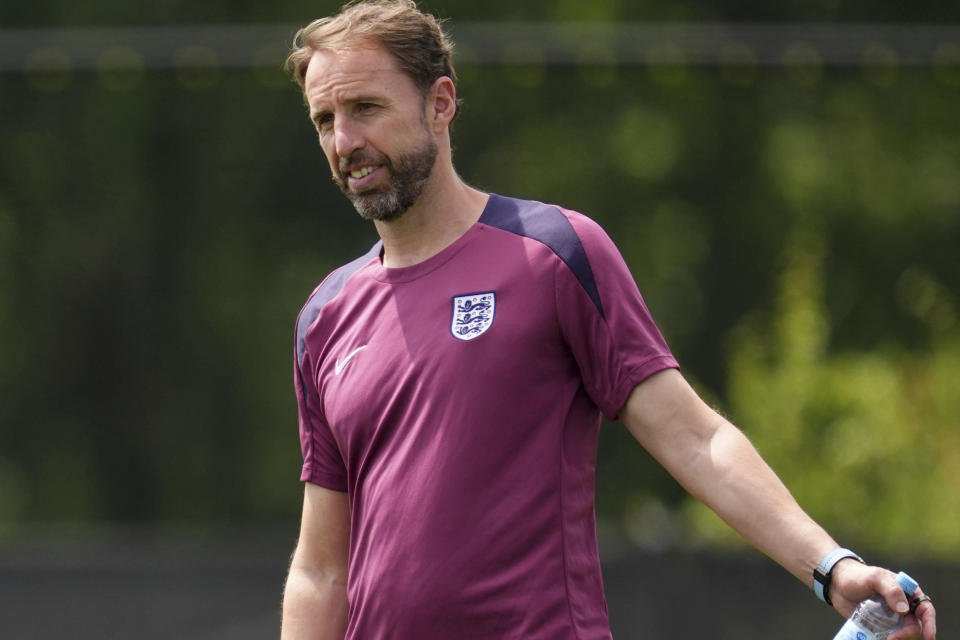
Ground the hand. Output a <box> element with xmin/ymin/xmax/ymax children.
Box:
<box><xmin>830</xmin><ymin>559</ymin><xmax>937</xmax><ymax>640</ymax></box>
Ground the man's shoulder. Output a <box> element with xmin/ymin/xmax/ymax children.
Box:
<box><xmin>482</xmin><ymin>193</ymin><xmax>606</xmax><ymax>315</ymax></box>
<box><xmin>481</xmin><ymin>193</ymin><xmax>608</xmax><ymax>247</ymax></box>
<box><xmin>309</xmin><ymin>240</ymin><xmax>383</xmax><ymax>305</ymax></box>
<box><xmin>294</xmin><ymin>240</ymin><xmax>382</xmax><ymax>367</ymax></box>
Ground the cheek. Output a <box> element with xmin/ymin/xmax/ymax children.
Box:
<box><xmin>320</xmin><ymin>142</ymin><xmax>340</xmax><ymax>174</ymax></box>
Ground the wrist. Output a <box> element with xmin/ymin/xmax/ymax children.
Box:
<box><xmin>813</xmin><ymin>547</ymin><xmax>864</xmax><ymax>605</ymax></box>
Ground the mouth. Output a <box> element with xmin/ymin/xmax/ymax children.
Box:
<box><xmin>343</xmin><ymin>164</ymin><xmax>384</xmax><ymax>192</ymax></box>
<box><xmin>349</xmin><ymin>165</ymin><xmax>375</xmax><ymax>179</ymax></box>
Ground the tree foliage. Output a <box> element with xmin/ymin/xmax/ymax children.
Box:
<box><xmin>1</xmin><ymin>4</ymin><xmax>958</xmax><ymax>559</ymax></box>
<box><xmin>685</xmin><ymin>225</ymin><xmax>960</xmax><ymax>557</ymax></box>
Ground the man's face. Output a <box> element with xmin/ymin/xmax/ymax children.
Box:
<box><xmin>303</xmin><ymin>42</ymin><xmax>437</xmax><ymax>221</ymax></box>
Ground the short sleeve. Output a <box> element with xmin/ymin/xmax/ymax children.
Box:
<box><xmin>294</xmin><ymin>348</ymin><xmax>348</xmax><ymax>491</ymax></box>
<box><xmin>555</xmin><ymin>211</ymin><xmax>678</xmax><ymax>419</ymax></box>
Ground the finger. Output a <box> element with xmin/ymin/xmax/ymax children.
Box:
<box><xmin>886</xmin><ymin>615</ymin><xmax>921</xmax><ymax>640</ymax></box>
<box><xmin>916</xmin><ymin>599</ymin><xmax>937</xmax><ymax>640</ymax></box>
<box><xmin>874</xmin><ymin>571</ymin><xmax>911</xmax><ymax>615</ymax></box>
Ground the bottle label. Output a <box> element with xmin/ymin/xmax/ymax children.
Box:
<box><xmin>833</xmin><ymin>619</ymin><xmax>882</xmax><ymax>640</ymax></box>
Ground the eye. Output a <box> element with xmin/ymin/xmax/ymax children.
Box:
<box><xmin>313</xmin><ymin>112</ymin><xmax>333</xmax><ymax>133</ymax></box>
<box><xmin>355</xmin><ymin>102</ymin><xmax>377</xmax><ymax>114</ymax></box>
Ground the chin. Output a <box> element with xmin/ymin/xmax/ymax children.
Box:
<box><xmin>349</xmin><ymin>192</ymin><xmax>408</xmax><ymax>222</ymax></box>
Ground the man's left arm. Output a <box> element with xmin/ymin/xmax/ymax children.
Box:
<box><xmin>620</xmin><ymin>368</ymin><xmax>936</xmax><ymax>640</ymax></box>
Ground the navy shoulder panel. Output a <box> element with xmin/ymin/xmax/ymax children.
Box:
<box><xmin>479</xmin><ymin>194</ymin><xmax>604</xmax><ymax>318</ymax></box>
<box><xmin>296</xmin><ymin>241</ymin><xmax>383</xmax><ymax>368</ymax></box>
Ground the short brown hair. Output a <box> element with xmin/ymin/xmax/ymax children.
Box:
<box><xmin>285</xmin><ymin>0</ymin><xmax>459</xmax><ymax>117</ymax></box>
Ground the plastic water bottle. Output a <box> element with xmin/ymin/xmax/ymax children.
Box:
<box><xmin>831</xmin><ymin>571</ymin><xmax>919</xmax><ymax>640</ymax></box>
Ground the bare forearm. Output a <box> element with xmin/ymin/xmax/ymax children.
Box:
<box><xmin>281</xmin><ymin>566</ymin><xmax>349</xmax><ymax>640</ymax></box>
<box><xmin>677</xmin><ymin>418</ymin><xmax>837</xmax><ymax>585</ymax></box>
<box><xmin>682</xmin><ymin>427</ymin><xmax>943</xmax><ymax>638</ymax></box>
<box><xmin>623</xmin><ymin>371</ymin><xmax>937</xmax><ymax>637</ymax></box>
<box><xmin>621</xmin><ymin>370</ymin><xmax>836</xmax><ymax>586</ymax></box>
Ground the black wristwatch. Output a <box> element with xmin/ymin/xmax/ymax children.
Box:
<box><xmin>813</xmin><ymin>548</ymin><xmax>864</xmax><ymax>605</ymax></box>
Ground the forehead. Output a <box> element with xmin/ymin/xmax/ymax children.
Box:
<box><xmin>303</xmin><ymin>42</ymin><xmax>415</xmax><ymax>109</ymax></box>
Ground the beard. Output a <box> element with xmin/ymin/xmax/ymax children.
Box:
<box><xmin>334</xmin><ymin>139</ymin><xmax>438</xmax><ymax>222</ymax></box>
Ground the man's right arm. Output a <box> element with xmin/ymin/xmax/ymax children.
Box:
<box><xmin>281</xmin><ymin>482</ymin><xmax>350</xmax><ymax>640</ymax></box>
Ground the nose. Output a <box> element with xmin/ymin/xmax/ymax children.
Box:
<box><xmin>333</xmin><ymin>118</ymin><xmax>365</xmax><ymax>160</ymax></box>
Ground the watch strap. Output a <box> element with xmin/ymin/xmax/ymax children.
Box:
<box><xmin>813</xmin><ymin>548</ymin><xmax>864</xmax><ymax>605</ymax></box>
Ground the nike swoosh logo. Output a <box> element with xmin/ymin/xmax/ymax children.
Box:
<box><xmin>335</xmin><ymin>345</ymin><xmax>368</xmax><ymax>376</ymax></box>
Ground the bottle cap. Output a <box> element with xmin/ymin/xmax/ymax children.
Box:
<box><xmin>896</xmin><ymin>571</ymin><xmax>919</xmax><ymax>596</ymax></box>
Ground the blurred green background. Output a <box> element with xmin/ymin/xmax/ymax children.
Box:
<box><xmin>1</xmin><ymin>1</ymin><xmax>958</xmax><ymax>630</ymax></box>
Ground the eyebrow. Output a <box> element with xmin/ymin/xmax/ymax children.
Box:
<box><xmin>341</xmin><ymin>94</ymin><xmax>385</xmax><ymax>108</ymax></box>
<box><xmin>310</xmin><ymin>94</ymin><xmax>386</xmax><ymax>122</ymax></box>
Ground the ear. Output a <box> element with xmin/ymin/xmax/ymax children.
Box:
<box><xmin>426</xmin><ymin>76</ymin><xmax>457</xmax><ymax>132</ymax></box>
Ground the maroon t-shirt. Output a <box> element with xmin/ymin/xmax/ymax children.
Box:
<box><xmin>294</xmin><ymin>194</ymin><xmax>677</xmax><ymax>639</ymax></box>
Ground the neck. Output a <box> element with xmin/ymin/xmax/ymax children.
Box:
<box><xmin>373</xmin><ymin>162</ymin><xmax>488</xmax><ymax>269</ymax></box>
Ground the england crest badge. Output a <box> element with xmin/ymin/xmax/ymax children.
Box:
<box><xmin>451</xmin><ymin>292</ymin><xmax>496</xmax><ymax>341</ymax></box>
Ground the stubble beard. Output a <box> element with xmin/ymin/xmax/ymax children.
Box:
<box><xmin>335</xmin><ymin>139</ymin><xmax>438</xmax><ymax>222</ymax></box>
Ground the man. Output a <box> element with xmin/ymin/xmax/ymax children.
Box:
<box><xmin>280</xmin><ymin>1</ymin><xmax>937</xmax><ymax>638</ymax></box>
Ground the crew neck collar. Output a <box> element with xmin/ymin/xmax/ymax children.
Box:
<box><xmin>369</xmin><ymin>193</ymin><xmax>501</xmax><ymax>284</ymax></box>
